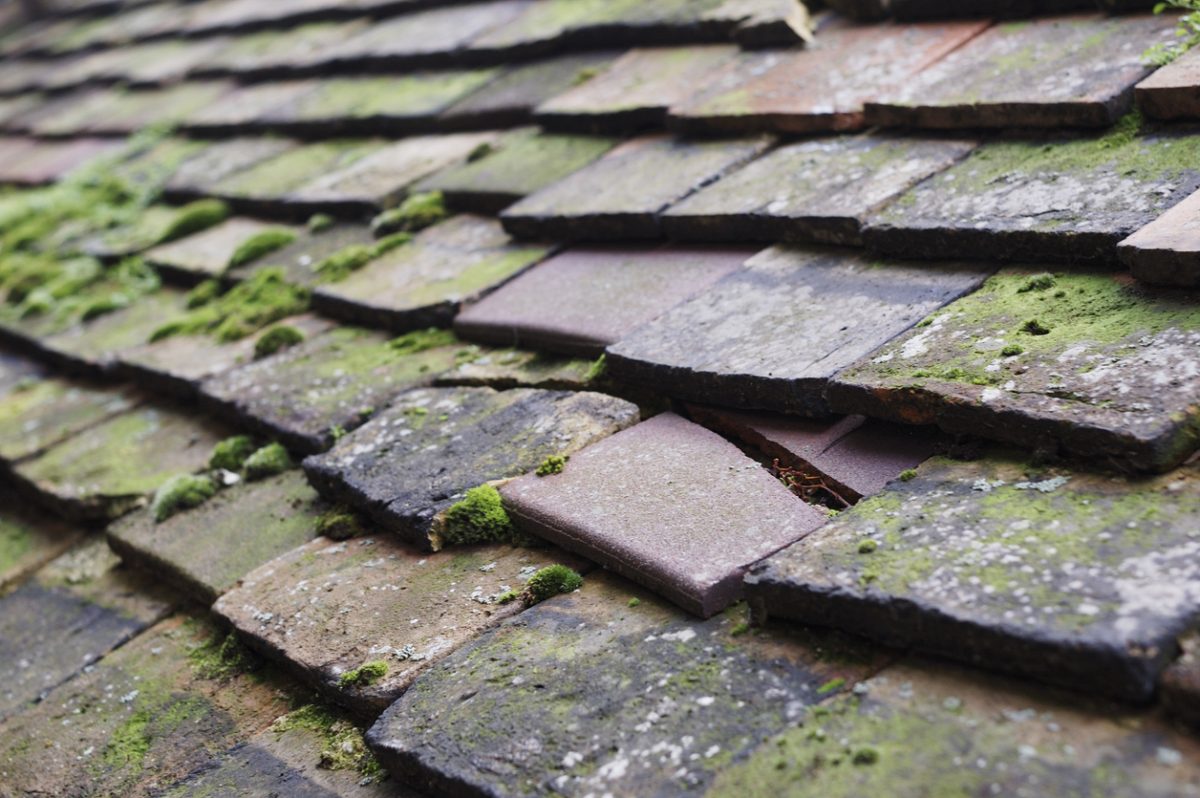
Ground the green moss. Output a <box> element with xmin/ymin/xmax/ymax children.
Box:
<box><xmin>897</xmin><ymin>469</ymin><xmax>917</xmax><ymax>482</ymax></box>
<box><xmin>228</xmin><ymin>228</ymin><xmax>297</xmax><ymax>269</ymax></box>
<box><xmin>1016</xmin><ymin>273</ymin><xmax>1056</xmax><ymax>293</ymax></box>
<box><xmin>1000</xmin><ymin>344</ymin><xmax>1024</xmax><ymax>357</ymax></box>
<box><xmin>370</xmin><ymin>191</ymin><xmax>448</xmax><ymax>236</ymax></box>
<box><xmin>857</xmin><ymin>539</ymin><xmax>878</xmax><ymax>554</ymax></box>
<box><xmin>157</xmin><ymin>199</ymin><xmax>229</xmax><ymax>244</ymax></box>
<box><xmin>817</xmin><ymin>677</ymin><xmax>846</xmax><ymax>695</ymax></box>
<box><xmin>440</xmin><ymin>484</ymin><xmax>516</xmax><ymax>546</ymax></box>
<box><xmin>535</xmin><ymin>454</ymin><xmax>568</xmax><ymax>476</ymax></box>
<box><xmin>316</xmin><ymin>508</ymin><xmax>363</xmax><ymax>541</ymax></box>
<box><xmin>311</xmin><ymin>231</ymin><xmax>415</xmax><ymax>284</ymax></box>
<box><xmin>1021</xmin><ymin>318</ymin><xmax>1051</xmax><ymax>335</ymax></box>
<box><xmin>524</xmin><ymin>564</ymin><xmax>584</xmax><ymax>603</ymax></box>
<box><xmin>583</xmin><ymin>353</ymin><xmax>607</xmax><ymax>383</ymax></box>
<box><xmin>271</xmin><ymin>704</ymin><xmax>384</xmax><ymax>781</ymax></box>
<box><xmin>389</xmin><ymin>327</ymin><xmax>458</xmax><ymax>354</ymax></box>
<box><xmin>628</xmin><ymin>597</ymin><xmax>641</xmax><ymax>608</ymax></box>
<box><xmin>730</xmin><ymin>620</ymin><xmax>750</xmax><ymax>636</ymax></box>
<box><xmin>151</xmin><ymin>473</ymin><xmax>217</xmax><ymax>522</ymax></box>
<box><xmin>185</xmin><ymin>279</ymin><xmax>220</xmax><ymax>309</ymax></box>
<box><xmin>209</xmin><ymin>435</ymin><xmax>257</xmax><ymax>472</ymax></box>
<box><xmin>187</xmin><ymin>630</ymin><xmax>258</xmax><ymax>680</ymax></box>
<box><xmin>150</xmin><ymin>267</ymin><xmax>309</xmax><ymax>343</ymax></box>
<box><xmin>338</xmin><ymin>660</ymin><xmax>388</xmax><ymax>689</ymax></box>
<box><xmin>467</xmin><ymin>142</ymin><xmax>494</xmax><ymax>162</ymax></box>
<box><xmin>254</xmin><ymin>324</ymin><xmax>305</xmax><ymax>359</ymax></box>
<box><xmin>102</xmin><ymin>708</ymin><xmax>153</xmax><ymax>770</ymax></box>
<box><xmin>306</xmin><ymin>213</ymin><xmax>335</xmax><ymax>233</ymax></box>
<box><xmin>243</xmin><ymin>442</ymin><xmax>291</xmax><ymax>481</ymax></box>
<box><xmin>496</xmin><ymin>589</ymin><xmax>520</xmax><ymax>604</ymax></box>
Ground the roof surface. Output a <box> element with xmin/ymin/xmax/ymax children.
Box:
<box><xmin>2</xmin><ymin>0</ymin><xmax>1200</xmax><ymax>795</ymax></box>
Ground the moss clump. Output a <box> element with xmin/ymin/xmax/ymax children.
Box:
<box><xmin>730</xmin><ymin>620</ymin><xmax>750</xmax><ymax>636</ymax></box>
<box><xmin>817</xmin><ymin>677</ymin><xmax>846</xmax><ymax>695</ymax></box>
<box><xmin>535</xmin><ymin>454</ymin><xmax>568</xmax><ymax>476</ymax></box>
<box><xmin>243</xmin><ymin>442</ymin><xmax>291</xmax><ymax>481</ymax></box>
<box><xmin>187</xmin><ymin>630</ymin><xmax>259</xmax><ymax>680</ymax></box>
<box><xmin>466</xmin><ymin>142</ymin><xmax>494</xmax><ymax>162</ymax></box>
<box><xmin>852</xmin><ymin>746</ymin><xmax>880</xmax><ymax>766</ymax></box>
<box><xmin>228</xmin><ymin>228</ymin><xmax>296</xmax><ymax>269</ymax></box>
<box><xmin>314</xmin><ymin>243</ymin><xmax>374</xmax><ymax>282</ymax></box>
<box><xmin>150</xmin><ymin>267</ymin><xmax>310</xmax><ymax>343</ymax></box>
<box><xmin>254</xmin><ymin>324</ymin><xmax>305</xmax><ymax>359</ymax></box>
<box><xmin>370</xmin><ymin>191</ymin><xmax>447</xmax><ymax>236</ymax></box>
<box><xmin>271</xmin><ymin>705</ymin><xmax>384</xmax><ymax>782</ymax></box>
<box><xmin>338</xmin><ymin>660</ymin><xmax>388</xmax><ymax>689</ymax></box>
<box><xmin>524</xmin><ymin>564</ymin><xmax>583</xmax><ymax>603</ymax></box>
<box><xmin>858</xmin><ymin>539</ymin><xmax>879</xmax><ymax>554</ymax></box>
<box><xmin>1016</xmin><ymin>273</ymin><xmax>1056</xmax><ymax>293</ymax></box>
<box><xmin>389</xmin><ymin>327</ymin><xmax>457</xmax><ymax>354</ymax></box>
<box><xmin>185</xmin><ymin>278</ymin><xmax>220</xmax><ymax>309</ymax></box>
<box><xmin>496</xmin><ymin>589</ymin><xmax>519</xmax><ymax>604</ymax></box>
<box><xmin>628</xmin><ymin>597</ymin><xmax>641</xmax><ymax>608</ymax></box>
<box><xmin>209</xmin><ymin>435</ymin><xmax>257</xmax><ymax>471</ymax></box>
<box><xmin>151</xmin><ymin>473</ymin><xmax>217</xmax><ymax>522</ymax></box>
<box><xmin>316</xmin><ymin>508</ymin><xmax>363</xmax><ymax>541</ymax></box>
<box><xmin>440</xmin><ymin>484</ymin><xmax>516</xmax><ymax>546</ymax></box>
<box><xmin>1021</xmin><ymin>318</ymin><xmax>1051</xmax><ymax>336</ymax></box>
<box><xmin>1000</xmin><ymin>344</ymin><xmax>1024</xmax><ymax>357</ymax></box>
<box><xmin>898</xmin><ymin>469</ymin><xmax>918</xmax><ymax>482</ymax></box>
<box><xmin>158</xmin><ymin>199</ymin><xmax>229</xmax><ymax>244</ymax></box>
<box><xmin>307</xmin><ymin>213</ymin><xmax>335</xmax><ymax>233</ymax></box>
<box><xmin>583</xmin><ymin>353</ymin><xmax>606</xmax><ymax>382</ymax></box>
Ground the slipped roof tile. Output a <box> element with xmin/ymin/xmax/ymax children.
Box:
<box><xmin>1118</xmin><ymin>187</ymin><xmax>1200</xmax><ymax>288</ymax></box>
<box><xmin>1137</xmin><ymin>46</ymin><xmax>1200</xmax><ymax>121</ymax></box>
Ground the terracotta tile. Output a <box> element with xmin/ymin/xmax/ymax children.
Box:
<box><xmin>1137</xmin><ymin>46</ymin><xmax>1200</xmax><ymax>120</ymax></box>
<box><xmin>1118</xmin><ymin>187</ymin><xmax>1200</xmax><ymax>287</ymax></box>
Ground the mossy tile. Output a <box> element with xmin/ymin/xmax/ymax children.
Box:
<box><xmin>198</xmin><ymin>326</ymin><xmax>463</xmax><ymax>454</ymax></box>
<box><xmin>606</xmin><ymin>246</ymin><xmax>994</xmax><ymax>416</ymax></box>
<box><xmin>710</xmin><ymin>657</ymin><xmax>1200</xmax><ymax>798</ymax></box>
<box><xmin>183</xmin><ymin>0</ymin><xmax>336</xmax><ymax>34</ymax></box>
<box><xmin>0</xmin><ymin>136</ymin><xmax>123</xmax><ymax>185</ymax></box>
<box><xmin>313</xmin><ymin>215</ymin><xmax>552</xmax><ymax>332</ymax></box>
<box><xmin>86</xmin><ymin>81</ymin><xmax>235</xmax><ymax>136</ymax></box>
<box><xmin>202</xmin><ymin>21</ymin><xmax>371</xmax><ymax>76</ymax></box>
<box><xmin>0</xmin><ymin>613</ymin><xmax>292</xmax><ymax>797</ymax></box>
<box><xmin>500</xmin><ymin>133</ymin><xmax>772</xmax><ymax>241</ymax></box>
<box><xmin>210</xmin><ymin>140</ymin><xmax>385</xmax><ymax>203</ymax></box>
<box><xmin>663</xmin><ymin>135</ymin><xmax>975</xmax><ymax>246</ymax></box>
<box><xmin>108</xmin><ymin>470</ymin><xmax>326</xmax><ymax>606</ymax></box>
<box><xmin>366</xmin><ymin>571</ymin><xmax>884</xmax><ymax>798</ymax></box>
<box><xmin>434</xmin><ymin>348</ymin><xmax>599</xmax><ymax>391</ymax></box>
<box><xmin>182</xmin><ymin>80</ymin><xmax>321</xmax><ymax>132</ymax></box>
<box><xmin>230</xmin><ymin>224</ymin><xmax>375</xmax><ymax>286</ymax></box>
<box><xmin>0</xmin><ymin>485</ymin><xmax>84</xmax><ymax>595</ymax></box>
<box><xmin>828</xmin><ymin>269</ymin><xmax>1200</xmax><ymax>471</ymax></box>
<box><xmin>12</xmin><ymin>404</ymin><xmax>231</xmax><ymax>521</ymax></box>
<box><xmin>0</xmin><ymin>377</ymin><xmax>137</xmax><ymax>463</ymax></box>
<box><xmin>747</xmin><ymin>454</ymin><xmax>1200</xmax><ymax>701</ymax></box>
<box><xmin>164</xmin><ymin>138</ymin><xmax>297</xmax><ymax>200</ymax></box>
<box><xmin>77</xmin><ymin>205</ymin><xmax>189</xmax><ymax>260</ymax></box>
<box><xmin>215</xmin><ymin>534</ymin><xmax>590</xmax><ymax>719</ymax></box>
<box><xmin>146</xmin><ymin>217</ymin><xmax>301</xmax><ymax>281</ymax></box>
<box><xmin>303</xmin><ymin>386</ymin><xmax>639</xmax><ymax>548</ymax></box>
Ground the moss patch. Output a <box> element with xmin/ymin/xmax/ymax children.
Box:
<box><xmin>187</xmin><ymin>630</ymin><xmax>259</xmax><ymax>681</ymax></box>
<box><xmin>270</xmin><ymin>704</ymin><xmax>384</xmax><ymax>782</ymax></box>
<box><xmin>315</xmin><ymin>508</ymin><xmax>363</xmax><ymax>541</ymax></box>
<box><xmin>151</xmin><ymin>474</ymin><xmax>218</xmax><ymax>522</ymax></box>
<box><xmin>243</xmin><ymin>442</ymin><xmax>291</xmax><ymax>481</ymax></box>
<box><xmin>313</xmin><ymin>232</ymin><xmax>412</xmax><ymax>283</ymax></box>
<box><xmin>440</xmin><ymin>484</ymin><xmax>516</xmax><ymax>546</ymax></box>
<box><xmin>158</xmin><ymin>199</ymin><xmax>230</xmax><ymax>244</ymax></box>
<box><xmin>150</xmin><ymin>267</ymin><xmax>310</xmax><ymax>343</ymax></box>
<box><xmin>209</xmin><ymin>435</ymin><xmax>257</xmax><ymax>472</ymax></box>
<box><xmin>536</xmin><ymin>454</ymin><xmax>568</xmax><ymax>476</ymax></box>
<box><xmin>228</xmin><ymin>228</ymin><xmax>297</xmax><ymax>269</ymax></box>
<box><xmin>338</xmin><ymin>660</ymin><xmax>388</xmax><ymax>689</ymax></box>
<box><xmin>524</xmin><ymin>564</ymin><xmax>583</xmax><ymax>602</ymax></box>
<box><xmin>370</xmin><ymin>191</ymin><xmax>448</xmax><ymax>236</ymax></box>
<box><xmin>254</xmin><ymin>324</ymin><xmax>305</xmax><ymax>359</ymax></box>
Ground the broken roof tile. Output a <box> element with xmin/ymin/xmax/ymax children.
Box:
<box><xmin>502</xmin><ymin>412</ymin><xmax>828</xmax><ymax>616</ymax></box>
<box><xmin>453</xmin><ymin>246</ymin><xmax>752</xmax><ymax>356</ymax></box>
<box><xmin>302</xmin><ymin>386</ymin><xmax>638</xmax><ymax>548</ymax></box>
<box><xmin>662</xmin><ymin>135</ymin><xmax>975</xmax><ymax>245</ymax></box>
<box><xmin>501</xmin><ymin>133</ymin><xmax>772</xmax><ymax>240</ymax></box>
<box><xmin>829</xmin><ymin>268</ymin><xmax>1200</xmax><ymax>472</ymax></box>
<box><xmin>607</xmin><ymin>246</ymin><xmax>993</xmax><ymax>415</ymax></box>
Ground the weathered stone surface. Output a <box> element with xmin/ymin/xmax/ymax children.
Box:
<box><xmin>88</xmin><ymin>82</ymin><xmax>236</xmax><ymax>136</ymax></box>
<box><xmin>0</xmin><ymin>136</ymin><xmax>122</xmax><ymax>184</ymax></box>
<box><xmin>709</xmin><ymin>656</ymin><xmax>1200</xmax><ymax>797</ymax></box>
<box><xmin>181</xmin><ymin>80</ymin><xmax>319</xmax><ymax>133</ymax></box>
<box><xmin>108</xmin><ymin>470</ymin><xmax>326</xmax><ymax>606</ymax></box>
<box><xmin>663</xmin><ymin>135</ymin><xmax>975</xmax><ymax>245</ymax></box>
<box><xmin>748</xmin><ymin>454</ymin><xmax>1200</xmax><ymax>701</ymax></box>
<box><xmin>303</xmin><ymin>386</ymin><xmax>639</xmax><ymax>548</ymax></box>
<box><xmin>209</xmin><ymin>141</ymin><xmax>385</xmax><ymax>207</ymax></box>
<box><xmin>1118</xmin><ymin>187</ymin><xmax>1200</xmax><ymax>287</ymax></box>
<box><xmin>165</xmin><ymin>138</ymin><xmax>298</xmax><ymax>201</ymax></box>
<box><xmin>199</xmin><ymin>327</ymin><xmax>464</xmax><ymax>454</ymax></box>
<box><xmin>367</xmin><ymin>571</ymin><xmax>884</xmax><ymax>798</ymax></box>
<box><xmin>115</xmin><ymin>38</ymin><xmax>234</xmax><ymax>87</ymax></box>
<box><xmin>0</xmin><ymin>539</ymin><xmax>172</xmax><ymax>721</ymax></box>
<box><xmin>0</xmin><ymin>377</ymin><xmax>136</xmax><ymax>463</ymax></box>
<box><xmin>500</xmin><ymin>134</ymin><xmax>772</xmax><ymax>240</ymax></box>
<box><xmin>200</xmin><ymin>20</ymin><xmax>371</xmax><ymax>78</ymax></box>
<box><xmin>503</xmin><ymin>413</ymin><xmax>826</xmax><ymax>616</ymax></box>
<box><xmin>284</xmin><ymin>132</ymin><xmax>497</xmax><ymax>214</ymax></box>
<box><xmin>313</xmin><ymin>215</ymin><xmax>551</xmax><ymax>332</ymax></box>
<box><xmin>1137</xmin><ymin>46</ymin><xmax>1200</xmax><ymax>121</ymax></box>
<box><xmin>864</xmin><ymin>126</ymin><xmax>1200</xmax><ymax>264</ymax></box>
<box><xmin>0</xmin><ymin>487</ymin><xmax>83</xmax><ymax>595</ymax></box>
<box><xmin>434</xmin><ymin>348</ymin><xmax>599</xmax><ymax>391</ymax></box>
<box><xmin>829</xmin><ymin>269</ymin><xmax>1200</xmax><ymax>472</ymax></box>
<box><xmin>454</xmin><ymin>246</ymin><xmax>751</xmax><ymax>357</ymax></box>
<box><xmin>535</xmin><ymin>46</ymin><xmax>740</xmax><ymax>133</ymax></box>
<box><xmin>216</xmin><ymin>533</ymin><xmax>590</xmax><ymax>718</ymax></box>
<box><xmin>0</xmin><ymin>613</ymin><xmax>293</xmax><ymax>798</ymax></box>
<box><xmin>231</xmin><ymin>224</ymin><xmax>376</xmax><ymax>286</ymax></box>
<box><xmin>687</xmin><ymin>406</ymin><xmax>938</xmax><ymax>502</ymax></box>
<box><xmin>119</xmin><ymin>314</ymin><xmax>335</xmax><ymax>399</ymax></box>
<box><xmin>866</xmin><ymin>14</ymin><xmax>1176</xmax><ymax>129</ymax></box>
<box><xmin>146</xmin><ymin>217</ymin><xmax>301</xmax><ymax>281</ymax></box>
<box><xmin>669</xmin><ymin>21</ymin><xmax>988</xmax><ymax>135</ymax></box>
<box><xmin>607</xmin><ymin>246</ymin><xmax>993</xmax><ymax>415</ymax></box>
<box><xmin>415</xmin><ymin>127</ymin><xmax>618</xmax><ymax>214</ymax></box>
<box><xmin>1162</xmin><ymin>631</ymin><xmax>1200</xmax><ymax>727</ymax></box>
<box><xmin>11</xmin><ymin>404</ymin><xmax>230</xmax><ymax>521</ymax></box>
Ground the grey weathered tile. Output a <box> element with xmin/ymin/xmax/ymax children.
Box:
<box><xmin>0</xmin><ymin>487</ymin><xmax>84</xmax><ymax>595</ymax></box>
<box><xmin>230</xmin><ymin>224</ymin><xmax>375</xmax><ymax>287</ymax></box>
<box><xmin>1118</xmin><ymin>187</ymin><xmax>1200</xmax><ymax>287</ymax></box>
<box><xmin>454</xmin><ymin>246</ymin><xmax>751</xmax><ymax>356</ymax></box>
<box><xmin>183</xmin><ymin>80</ymin><xmax>318</xmax><ymax>133</ymax></box>
<box><xmin>501</xmin><ymin>134</ymin><xmax>771</xmax><ymax>240</ymax></box>
<box><xmin>145</xmin><ymin>218</ymin><xmax>300</xmax><ymax>282</ymax></box>
<box><xmin>747</xmin><ymin>454</ymin><xmax>1200</xmax><ymax>701</ymax></box>
<box><xmin>663</xmin><ymin>135</ymin><xmax>975</xmax><ymax>245</ymax></box>
<box><xmin>0</xmin><ymin>377</ymin><xmax>138</xmax><ymax>464</ymax></box>
<box><xmin>303</xmin><ymin>386</ymin><xmax>639</xmax><ymax>548</ymax></box>
<box><xmin>164</xmin><ymin>137</ymin><xmax>298</xmax><ymax>200</ymax></box>
<box><xmin>607</xmin><ymin>246</ymin><xmax>993</xmax><ymax>415</ymax></box>
<box><xmin>828</xmin><ymin>269</ymin><xmax>1200</xmax><ymax>472</ymax></box>
<box><xmin>200</xmin><ymin>21</ymin><xmax>371</xmax><ymax>78</ymax></box>
<box><xmin>502</xmin><ymin>412</ymin><xmax>827</xmax><ymax>616</ymax></box>
<box><xmin>209</xmin><ymin>141</ymin><xmax>386</xmax><ymax>207</ymax></box>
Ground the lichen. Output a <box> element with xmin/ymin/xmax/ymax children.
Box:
<box><xmin>316</xmin><ymin>508</ymin><xmax>363</xmax><ymax>541</ymax></box>
<box><xmin>440</xmin><ymin>484</ymin><xmax>516</xmax><ymax>546</ymax></box>
<box><xmin>243</xmin><ymin>442</ymin><xmax>291</xmax><ymax>481</ymax></box>
<box><xmin>254</xmin><ymin>324</ymin><xmax>305</xmax><ymax>359</ymax></box>
<box><xmin>149</xmin><ymin>267</ymin><xmax>309</xmax><ymax>343</ymax></box>
<box><xmin>370</xmin><ymin>191</ymin><xmax>448</xmax><ymax>236</ymax></box>
<box><xmin>151</xmin><ymin>473</ymin><xmax>217</xmax><ymax>522</ymax></box>
<box><xmin>157</xmin><ymin>199</ymin><xmax>229</xmax><ymax>244</ymax></box>
<box><xmin>524</xmin><ymin>564</ymin><xmax>583</xmax><ymax>603</ymax></box>
<box><xmin>209</xmin><ymin>435</ymin><xmax>257</xmax><ymax>472</ymax></box>
<box><xmin>338</xmin><ymin>660</ymin><xmax>388</xmax><ymax>689</ymax></box>
<box><xmin>228</xmin><ymin>227</ymin><xmax>297</xmax><ymax>269</ymax></box>
<box><xmin>535</xmin><ymin>454</ymin><xmax>568</xmax><ymax>476</ymax></box>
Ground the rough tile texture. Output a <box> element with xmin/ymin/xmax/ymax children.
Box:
<box><xmin>1118</xmin><ymin>187</ymin><xmax>1200</xmax><ymax>287</ymax></box>
<box><xmin>500</xmin><ymin>134</ymin><xmax>772</xmax><ymax>240</ymax></box>
<box><xmin>231</xmin><ymin>224</ymin><xmax>376</xmax><ymax>287</ymax></box>
<box><xmin>434</xmin><ymin>348</ymin><xmax>600</xmax><ymax>392</ymax></box>
<box><xmin>209</xmin><ymin>141</ymin><xmax>385</xmax><ymax>208</ymax></box>
<box><xmin>0</xmin><ymin>377</ymin><xmax>137</xmax><ymax>463</ymax></box>
<box><xmin>502</xmin><ymin>413</ymin><xmax>827</xmax><ymax>616</ymax></box>
<box><xmin>146</xmin><ymin>217</ymin><xmax>296</xmax><ymax>282</ymax></box>
<box><xmin>199</xmin><ymin>326</ymin><xmax>465</xmax><ymax>454</ymax></box>
<box><xmin>0</xmin><ymin>487</ymin><xmax>83</xmax><ymax>595</ymax></box>
<box><xmin>747</xmin><ymin>454</ymin><xmax>1200</xmax><ymax>702</ymax></box>
<box><xmin>662</xmin><ymin>135</ymin><xmax>975</xmax><ymax>245</ymax></box>
<box><xmin>829</xmin><ymin>269</ymin><xmax>1200</xmax><ymax>472</ymax></box>
<box><xmin>454</xmin><ymin>246</ymin><xmax>751</xmax><ymax>356</ymax></box>
<box><xmin>866</xmin><ymin>14</ymin><xmax>1177</xmax><ymax>129</ymax></box>
<box><xmin>216</xmin><ymin>534</ymin><xmax>590</xmax><ymax>718</ymax></box>
<box><xmin>312</xmin><ymin>216</ymin><xmax>551</xmax><ymax>332</ymax></box>
<box><xmin>607</xmin><ymin>246</ymin><xmax>994</xmax><ymax>415</ymax></box>
<box><xmin>864</xmin><ymin>127</ymin><xmax>1200</xmax><ymax>265</ymax></box>
<box><xmin>303</xmin><ymin>386</ymin><xmax>639</xmax><ymax>548</ymax></box>
<box><xmin>1137</xmin><ymin>46</ymin><xmax>1200</xmax><ymax>121</ymax></box>
<box><xmin>107</xmin><ymin>470</ymin><xmax>325</xmax><ymax>606</ymax></box>
<box><xmin>367</xmin><ymin>572</ymin><xmax>883</xmax><ymax>798</ymax></box>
